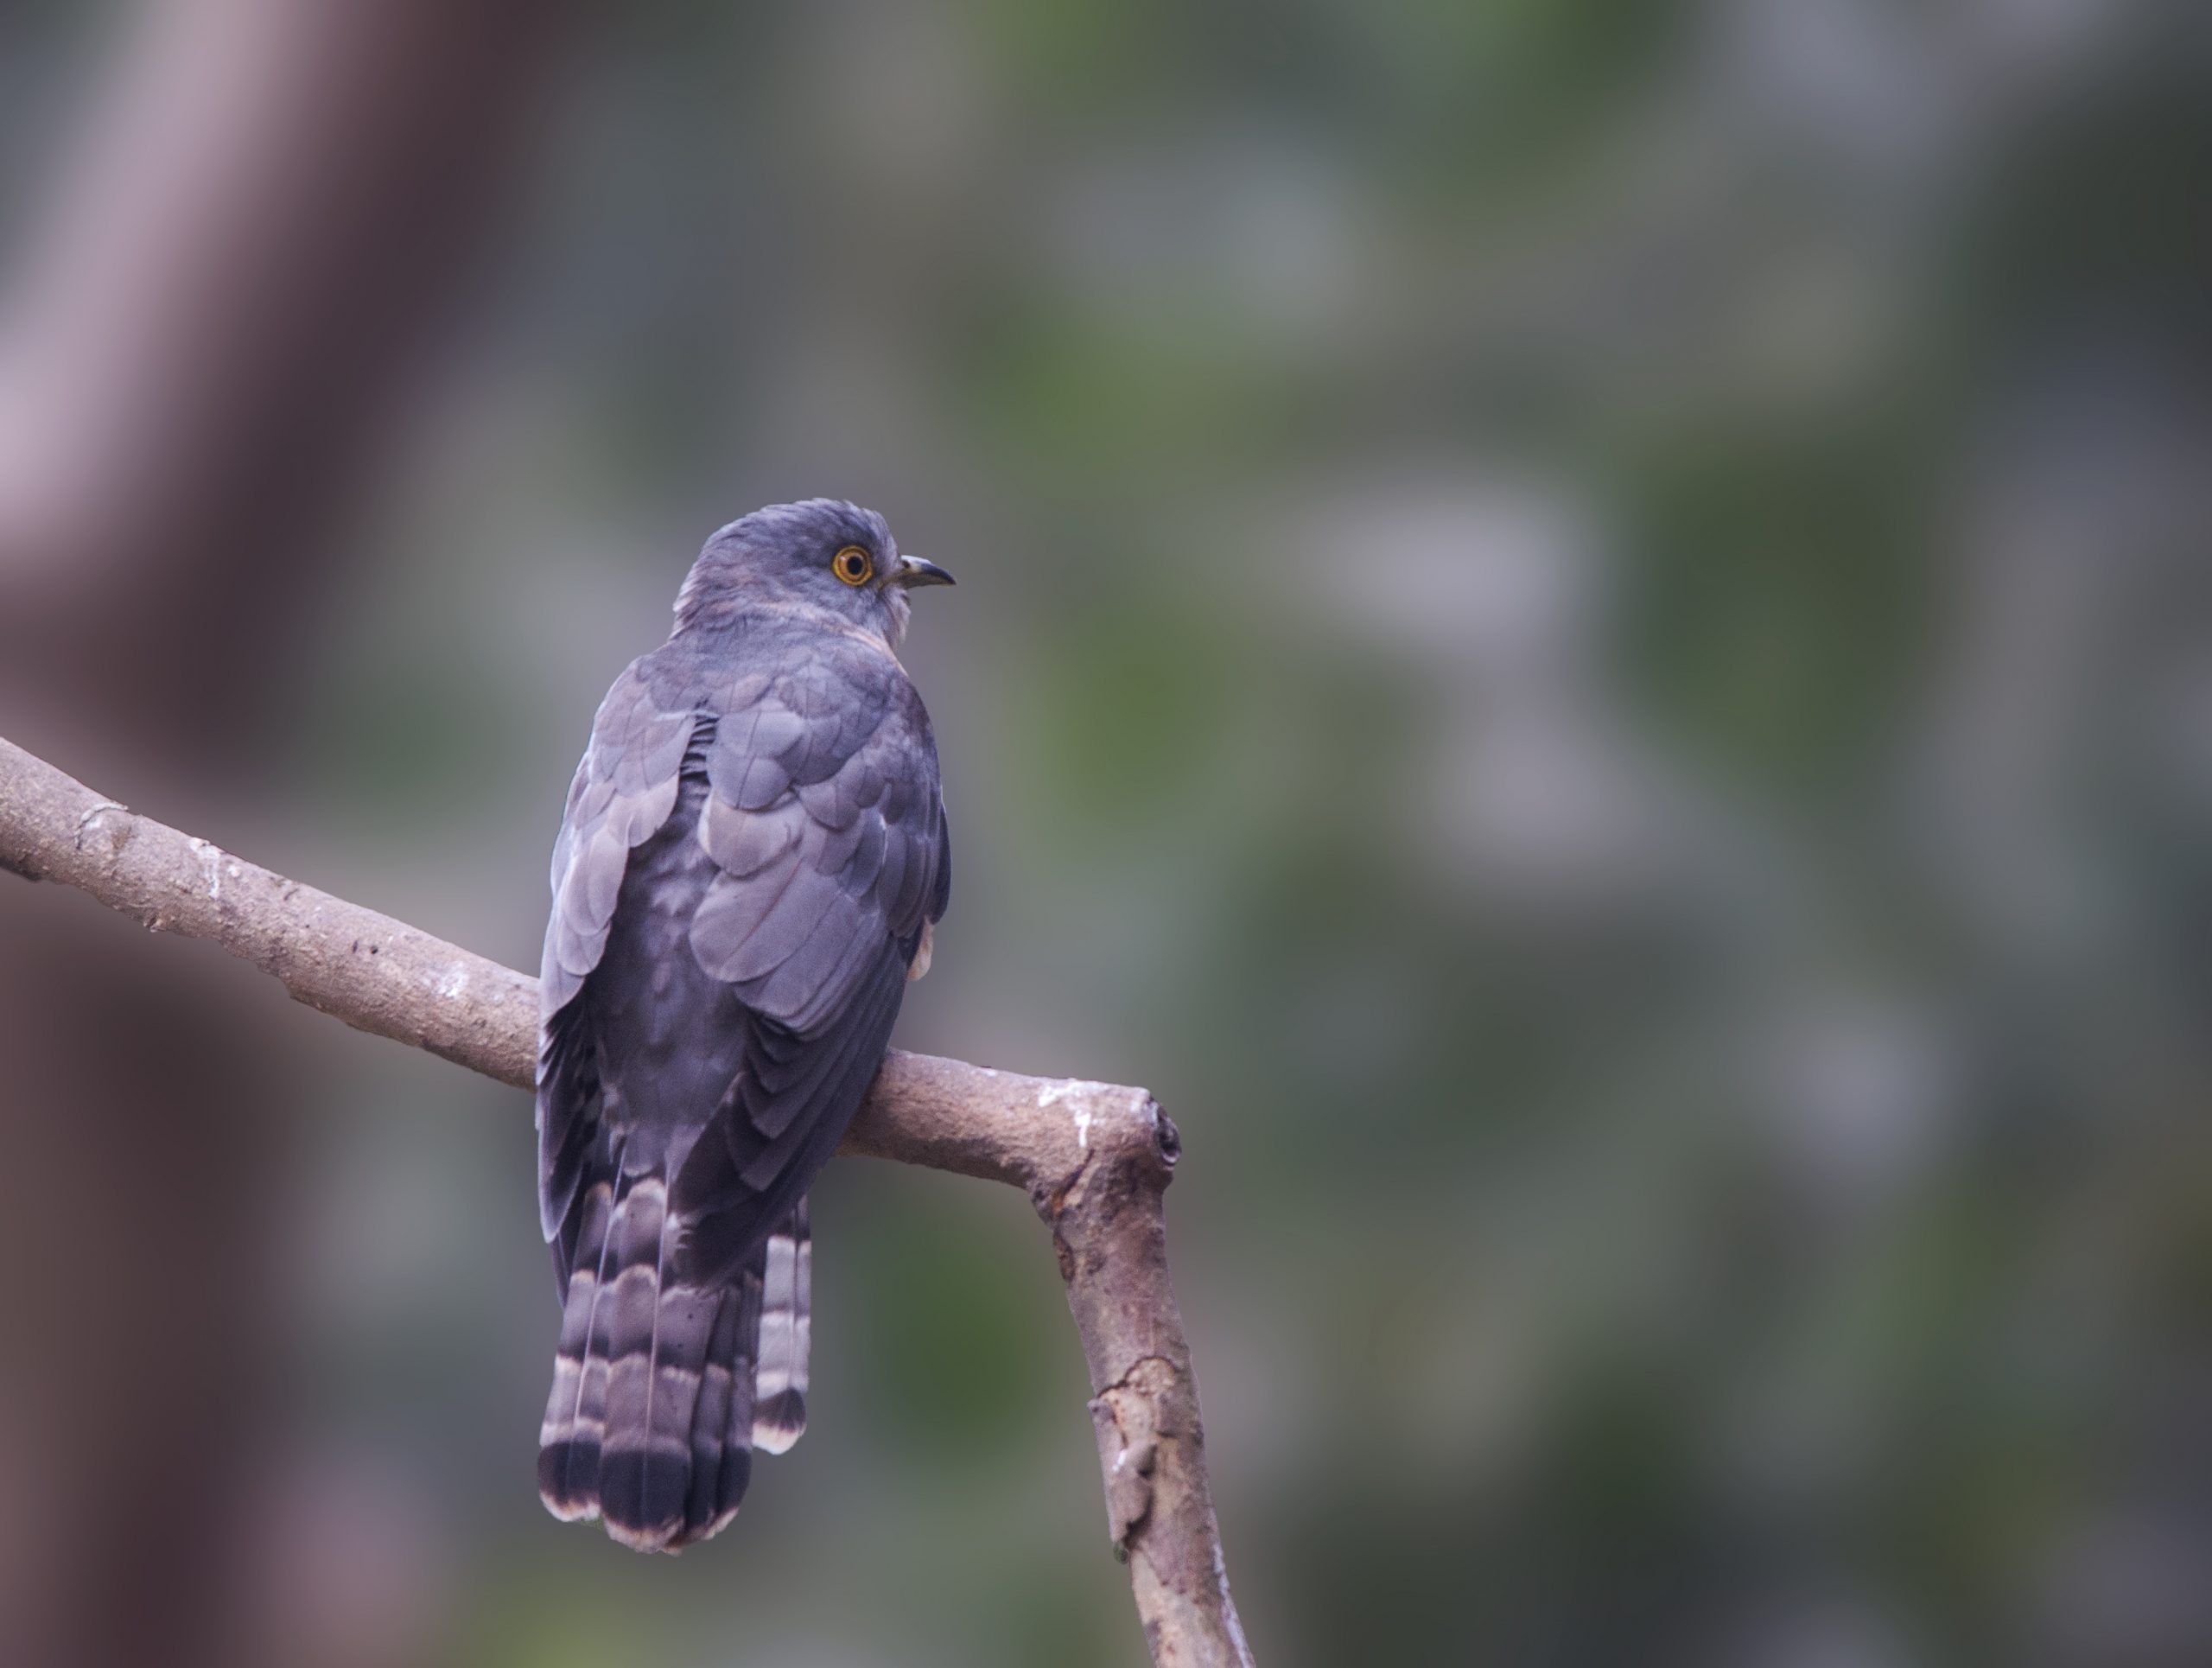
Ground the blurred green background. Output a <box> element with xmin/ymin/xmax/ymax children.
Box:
<box><xmin>4</xmin><ymin>3</ymin><xmax>2210</xmax><ymax>1665</ymax></box>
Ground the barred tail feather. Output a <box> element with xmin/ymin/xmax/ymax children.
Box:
<box><xmin>752</xmin><ymin>1199</ymin><xmax>811</xmax><ymax>1455</ymax></box>
<box><xmin>539</xmin><ymin>1172</ymin><xmax>618</xmax><ymax>1521</ymax></box>
<box><xmin>540</xmin><ymin>1168</ymin><xmax>776</xmax><ymax>1550</ymax></box>
<box><xmin>702</xmin><ymin>1261</ymin><xmax>763</xmax><ymax>1541</ymax></box>
<box><xmin>680</xmin><ymin>1287</ymin><xmax>737</xmax><ymax>1541</ymax></box>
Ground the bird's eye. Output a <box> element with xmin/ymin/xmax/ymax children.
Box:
<box><xmin>833</xmin><ymin>546</ymin><xmax>874</xmax><ymax>587</ymax></box>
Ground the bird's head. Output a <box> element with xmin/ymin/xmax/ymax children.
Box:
<box><xmin>674</xmin><ymin>499</ymin><xmax>954</xmax><ymax>647</ymax></box>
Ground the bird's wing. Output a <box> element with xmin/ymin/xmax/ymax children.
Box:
<box><xmin>670</xmin><ymin>641</ymin><xmax>950</xmax><ymax>1283</ymax></box>
<box><xmin>537</xmin><ymin>659</ymin><xmax>698</xmax><ymax>1249</ymax></box>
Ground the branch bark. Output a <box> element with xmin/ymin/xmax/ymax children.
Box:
<box><xmin>0</xmin><ymin>733</ymin><xmax>1254</xmax><ymax>1668</ymax></box>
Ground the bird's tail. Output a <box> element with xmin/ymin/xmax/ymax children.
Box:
<box><xmin>751</xmin><ymin>1196</ymin><xmax>812</xmax><ymax>1455</ymax></box>
<box><xmin>538</xmin><ymin>1173</ymin><xmax>815</xmax><ymax>1551</ymax></box>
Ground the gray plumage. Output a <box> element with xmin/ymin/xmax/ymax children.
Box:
<box><xmin>536</xmin><ymin>500</ymin><xmax>951</xmax><ymax>1550</ymax></box>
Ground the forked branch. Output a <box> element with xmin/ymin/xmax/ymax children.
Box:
<box><xmin>0</xmin><ymin>735</ymin><xmax>1252</xmax><ymax>1668</ymax></box>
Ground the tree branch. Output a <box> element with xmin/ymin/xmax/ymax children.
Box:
<box><xmin>0</xmin><ymin>733</ymin><xmax>1253</xmax><ymax>1668</ymax></box>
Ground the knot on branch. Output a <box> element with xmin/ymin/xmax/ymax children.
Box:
<box><xmin>1036</xmin><ymin>1086</ymin><xmax>1178</xmax><ymax>1240</ymax></box>
<box><xmin>1100</xmin><ymin>1091</ymin><xmax>1178</xmax><ymax>1189</ymax></box>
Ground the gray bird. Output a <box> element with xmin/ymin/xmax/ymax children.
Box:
<box><xmin>535</xmin><ymin>500</ymin><xmax>953</xmax><ymax>1550</ymax></box>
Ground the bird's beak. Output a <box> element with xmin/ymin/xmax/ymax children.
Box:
<box><xmin>893</xmin><ymin>555</ymin><xmax>956</xmax><ymax>589</ymax></box>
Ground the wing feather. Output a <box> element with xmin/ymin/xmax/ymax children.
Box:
<box><xmin>537</xmin><ymin>666</ymin><xmax>698</xmax><ymax>1234</ymax></box>
<box><xmin>664</xmin><ymin>643</ymin><xmax>945</xmax><ymax>1282</ymax></box>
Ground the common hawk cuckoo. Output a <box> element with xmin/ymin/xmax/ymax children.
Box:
<box><xmin>536</xmin><ymin>500</ymin><xmax>952</xmax><ymax>1550</ymax></box>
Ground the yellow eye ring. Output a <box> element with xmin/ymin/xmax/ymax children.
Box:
<box><xmin>833</xmin><ymin>545</ymin><xmax>874</xmax><ymax>586</ymax></box>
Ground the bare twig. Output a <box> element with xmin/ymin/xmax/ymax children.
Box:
<box><xmin>0</xmin><ymin>733</ymin><xmax>1253</xmax><ymax>1668</ymax></box>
